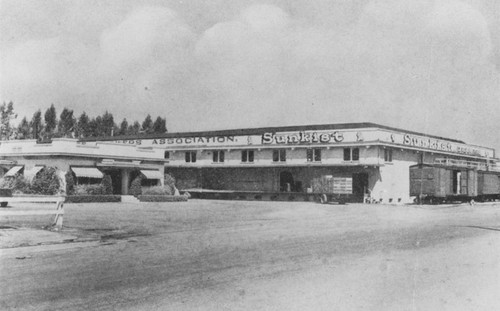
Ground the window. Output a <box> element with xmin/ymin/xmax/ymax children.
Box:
<box><xmin>242</xmin><ymin>150</ymin><xmax>254</xmax><ymax>163</ymax></box>
<box><xmin>213</xmin><ymin>150</ymin><xmax>225</xmax><ymax>163</ymax></box>
<box><xmin>307</xmin><ymin>148</ymin><xmax>322</xmax><ymax>162</ymax></box>
<box><xmin>273</xmin><ymin>149</ymin><xmax>286</xmax><ymax>162</ymax></box>
<box><xmin>343</xmin><ymin>148</ymin><xmax>351</xmax><ymax>161</ymax></box>
<box><xmin>164</xmin><ymin>151</ymin><xmax>170</xmax><ymax>159</ymax></box>
<box><xmin>384</xmin><ymin>149</ymin><xmax>393</xmax><ymax>162</ymax></box>
<box><xmin>343</xmin><ymin>148</ymin><xmax>360</xmax><ymax>161</ymax></box>
<box><xmin>185</xmin><ymin>151</ymin><xmax>196</xmax><ymax>163</ymax></box>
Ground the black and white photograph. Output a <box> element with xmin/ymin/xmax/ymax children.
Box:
<box><xmin>1</xmin><ymin>0</ymin><xmax>499</xmax><ymax>310</ymax></box>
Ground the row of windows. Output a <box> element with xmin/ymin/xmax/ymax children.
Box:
<box><xmin>167</xmin><ymin>148</ymin><xmax>395</xmax><ymax>163</ymax></box>
<box><xmin>171</xmin><ymin>147</ymin><xmax>393</xmax><ymax>163</ymax></box>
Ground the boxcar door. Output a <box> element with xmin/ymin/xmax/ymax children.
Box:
<box><xmin>460</xmin><ymin>170</ymin><xmax>468</xmax><ymax>196</ymax></box>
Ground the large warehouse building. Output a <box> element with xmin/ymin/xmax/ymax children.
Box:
<box><xmin>1</xmin><ymin>122</ymin><xmax>498</xmax><ymax>203</ymax></box>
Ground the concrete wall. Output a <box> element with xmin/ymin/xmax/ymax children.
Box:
<box><xmin>369</xmin><ymin>148</ymin><xmax>425</xmax><ymax>203</ymax></box>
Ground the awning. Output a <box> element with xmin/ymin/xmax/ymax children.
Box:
<box><xmin>24</xmin><ymin>166</ymin><xmax>44</xmax><ymax>181</ymax></box>
<box><xmin>71</xmin><ymin>167</ymin><xmax>103</xmax><ymax>179</ymax></box>
<box><xmin>140</xmin><ymin>170</ymin><xmax>163</xmax><ymax>180</ymax></box>
<box><xmin>4</xmin><ymin>165</ymin><xmax>23</xmax><ymax>177</ymax></box>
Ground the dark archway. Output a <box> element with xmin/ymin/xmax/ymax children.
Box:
<box><xmin>352</xmin><ymin>172</ymin><xmax>369</xmax><ymax>201</ymax></box>
<box><xmin>105</xmin><ymin>170</ymin><xmax>122</xmax><ymax>194</ymax></box>
<box><xmin>279</xmin><ymin>171</ymin><xmax>294</xmax><ymax>192</ymax></box>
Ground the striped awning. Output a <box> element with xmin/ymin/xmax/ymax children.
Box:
<box><xmin>71</xmin><ymin>167</ymin><xmax>103</xmax><ymax>179</ymax></box>
<box><xmin>140</xmin><ymin>170</ymin><xmax>163</xmax><ymax>180</ymax></box>
<box><xmin>4</xmin><ymin>165</ymin><xmax>23</xmax><ymax>177</ymax></box>
<box><xmin>24</xmin><ymin>166</ymin><xmax>44</xmax><ymax>181</ymax></box>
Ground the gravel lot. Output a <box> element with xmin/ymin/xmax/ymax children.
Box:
<box><xmin>1</xmin><ymin>200</ymin><xmax>500</xmax><ymax>310</ymax></box>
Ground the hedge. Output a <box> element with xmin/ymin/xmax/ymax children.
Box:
<box><xmin>65</xmin><ymin>195</ymin><xmax>122</xmax><ymax>203</ymax></box>
<box><xmin>137</xmin><ymin>195</ymin><xmax>188</xmax><ymax>202</ymax></box>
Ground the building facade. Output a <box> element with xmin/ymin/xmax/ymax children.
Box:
<box><xmin>1</xmin><ymin>123</ymin><xmax>498</xmax><ymax>202</ymax></box>
<box><xmin>0</xmin><ymin>138</ymin><xmax>166</xmax><ymax>195</ymax></box>
<box><xmin>99</xmin><ymin>122</ymin><xmax>499</xmax><ymax>203</ymax></box>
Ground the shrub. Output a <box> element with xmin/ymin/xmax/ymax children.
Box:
<box><xmin>65</xmin><ymin>195</ymin><xmax>121</xmax><ymax>203</ymax></box>
<box><xmin>0</xmin><ymin>175</ymin><xmax>33</xmax><ymax>194</ymax></box>
<box><xmin>164</xmin><ymin>173</ymin><xmax>176</xmax><ymax>194</ymax></box>
<box><xmin>142</xmin><ymin>185</ymin><xmax>174</xmax><ymax>195</ymax></box>
<box><xmin>137</xmin><ymin>195</ymin><xmax>188</xmax><ymax>202</ymax></box>
<box><xmin>74</xmin><ymin>184</ymin><xmax>105</xmax><ymax>195</ymax></box>
<box><xmin>31</xmin><ymin>167</ymin><xmax>60</xmax><ymax>195</ymax></box>
<box><xmin>101</xmin><ymin>174</ymin><xmax>113</xmax><ymax>195</ymax></box>
<box><xmin>65</xmin><ymin>171</ymin><xmax>75</xmax><ymax>195</ymax></box>
<box><xmin>129</xmin><ymin>176</ymin><xmax>143</xmax><ymax>196</ymax></box>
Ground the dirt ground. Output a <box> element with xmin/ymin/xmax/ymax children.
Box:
<box><xmin>1</xmin><ymin>200</ymin><xmax>499</xmax><ymax>310</ymax></box>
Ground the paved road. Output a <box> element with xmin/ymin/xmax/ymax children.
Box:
<box><xmin>1</xmin><ymin>201</ymin><xmax>499</xmax><ymax>310</ymax></box>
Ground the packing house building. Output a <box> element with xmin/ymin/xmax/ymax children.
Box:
<box><xmin>1</xmin><ymin>122</ymin><xmax>498</xmax><ymax>203</ymax></box>
<box><xmin>99</xmin><ymin>122</ymin><xmax>498</xmax><ymax>203</ymax></box>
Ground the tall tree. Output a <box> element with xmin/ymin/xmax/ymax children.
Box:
<box><xmin>152</xmin><ymin>116</ymin><xmax>167</xmax><ymax>133</ymax></box>
<box><xmin>142</xmin><ymin>114</ymin><xmax>153</xmax><ymax>134</ymax></box>
<box><xmin>17</xmin><ymin>117</ymin><xmax>31</xmax><ymax>139</ymax></box>
<box><xmin>128</xmin><ymin>121</ymin><xmax>141</xmax><ymax>135</ymax></box>
<box><xmin>30</xmin><ymin>110</ymin><xmax>43</xmax><ymax>140</ymax></box>
<box><xmin>76</xmin><ymin>112</ymin><xmax>90</xmax><ymax>138</ymax></box>
<box><xmin>101</xmin><ymin>111</ymin><xmax>115</xmax><ymax>136</ymax></box>
<box><xmin>58</xmin><ymin>108</ymin><xmax>75</xmax><ymax>137</ymax></box>
<box><xmin>118</xmin><ymin>118</ymin><xmax>128</xmax><ymax>136</ymax></box>
<box><xmin>44</xmin><ymin>104</ymin><xmax>57</xmax><ymax>136</ymax></box>
<box><xmin>0</xmin><ymin>101</ymin><xmax>16</xmax><ymax>140</ymax></box>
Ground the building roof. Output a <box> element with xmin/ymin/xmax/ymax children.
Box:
<box><xmin>81</xmin><ymin>122</ymin><xmax>466</xmax><ymax>144</ymax></box>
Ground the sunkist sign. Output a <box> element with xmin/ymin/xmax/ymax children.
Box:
<box><xmin>261</xmin><ymin>131</ymin><xmax>344</xmax><ymax>144</ymax></box>
<box><xmin>401</xmin><ymin>133</ymin><xmax>488</xmax><ymax>157</ymax></box>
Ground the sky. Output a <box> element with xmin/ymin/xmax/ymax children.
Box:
<box><xmin>0</xmin><ymin>0</ymin><xmax>499</xmax><ymax>153</ymax></box>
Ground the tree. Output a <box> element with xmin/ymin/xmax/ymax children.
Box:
<box><xmin>57</xmin><ymin>108</ymin><xmax>75</xmax><ymax>137</ymax></box>
<box><xmin>31</xmin><ymin>167</ymin><xmax>60</xmax><ymax>195</ymax></box>
<box><xmin>65</xmin><ymin>171</ymin><xmax>75</xmax><ymax>195</ymax></box>
<box><xmin>88</xmin><ymin>117</ymin><xmax>99</xmax><ymax>137</ymax></box>
<box><xmin>30</xmin><ymin>110</ymin><xmax>43</xmax><ymax>140</ymax></box>
<box><xmin>152</xmin><ymin>116</ymin><xmax>167</xmax><ymax>133</ymax></box>
<box><xmin>17</xmin><ymin>117</ymin><xmax>31</xmax><ymax>139</ymax></box>
<box><xmin>118</xmin><ymin>118</ymin><xmax>128</xmax><ymax>136</ymax></box>
<box><xmin>44</xmin><ymin>104</ymin><xmax>57</xmax><ymax>136</ymax></box>
<box><xmin>142</xmin><ymin>114</ymin><xmax>153</xmax><ymax>134</ymax></box>
<box><xmin>101</xmin><ymin>111</ymin><xmax>115</xmax><ymax>136</ymax></box>
<box><xmin>76</xmin><ymin>112</ymin><xmax>90</xmax><ymax>138</ymax></box>
<box><xmin>129</xmin><ymin>175</ymin><xmax>143</xmax><ymax>196</ymax></box>
<box><xmin>128</xmin><ymin>121</ymin><xmax>141</xmax><ymax>135</ymax></box>
<box><xmin>0</xmin><ymin>101</ymin><xmax>16</xmax><ymax>140</ymax></box>
<box><xmin>101</xmin><ymin>174</ymin><xmax>113</xmax><ymax>195</ymax></box>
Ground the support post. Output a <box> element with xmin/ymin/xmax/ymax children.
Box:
<box><xmin>121</xmin><ymin>169</ymin><xmax>130</xmax><ymax>195</ymax></box>
<box><xmin>52</xmin><ymin>200</ymin><xmax>64</xmax><ymax>230</ymax></box>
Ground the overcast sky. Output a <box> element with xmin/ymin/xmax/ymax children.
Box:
<box><xmin>1</xmin><ymin>0</ymin><xmax>499</xmax><ymax>152</ymax></box>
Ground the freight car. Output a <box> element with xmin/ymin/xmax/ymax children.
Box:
<box><xmin>409</xmin><ymin>164</ymin><xmax>500</xmax><ymax>204</ymax></box>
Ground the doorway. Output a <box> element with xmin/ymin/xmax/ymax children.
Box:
<box><xmin>352</xmin><ymin>172</ymin><xmax>369</xmax><ymax>200</ymax></box>
<box><xmin>106</xmin><ymin>170</ymin><xmax>122</xmax><ymax>194</ymax></box>
<box><xmin>279</xmin><ymin>171</ymin><xmax>294</xmax><ymax>192</ymax></box>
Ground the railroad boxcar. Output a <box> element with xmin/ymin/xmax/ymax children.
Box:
<box><xmin>409</xmin><ymin>164</ymin><xmax>500</xmax><ymax>203</ymax></box>
<box><xmin>477</xmin><ymin>171</ymin><xmax>500</xmax><ymax>201</ymax></box>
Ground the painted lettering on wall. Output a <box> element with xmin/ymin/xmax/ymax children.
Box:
<box><xmin>113</xmin><ymin>136</ymin><xmax>235</xmax><ymax>146</ymax></box>
<box><xmin>403</xmin><ymin>134</ymin><xmax>483</xmax><ymax>156</ymax></box>
<box><xmin>262</xmin><ymin>131</ymin><xmax>344</xmax><ymax>144</ymax></box>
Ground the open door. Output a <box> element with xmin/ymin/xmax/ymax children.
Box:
<box><xmin>279</xmin><ymin>171</ymin><xmax>294</xmax><ymax>192</ymax></box>
<box><xmin>352</xmin><ymin>173</ymin><xmax>369</xmax><ymax>202</ymax></box>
